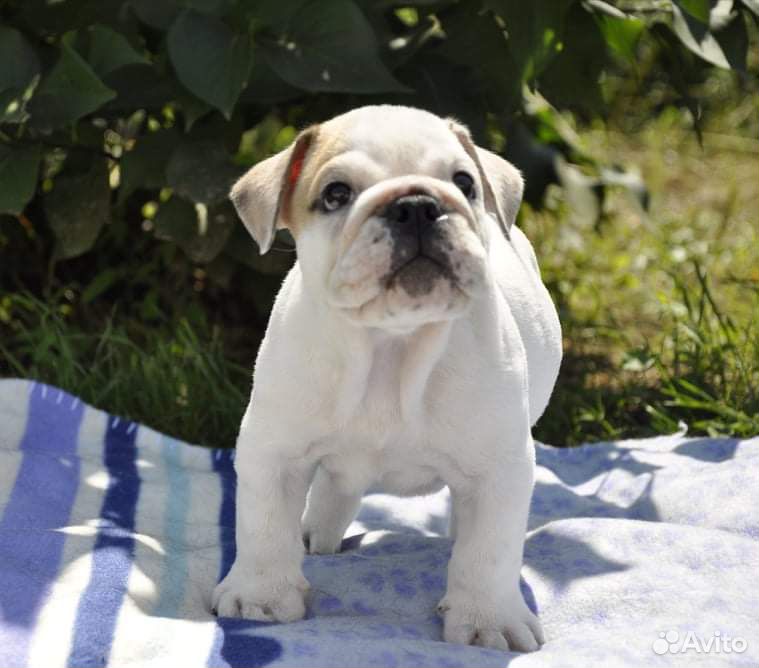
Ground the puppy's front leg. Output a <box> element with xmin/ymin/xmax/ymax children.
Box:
<box><xmin>212</xmin><ymin>441</ymin><xmax>311</xmax><ymax>622</ymax></box>
<box><xmin>439</xmin><ymin>459</ymin><xmax>544</xmax><ymax>652</ymax></box>
<box><xmin>302</xmin><ymin>465</ymin><xmax>363</xmax><ymax>555</ymax></box>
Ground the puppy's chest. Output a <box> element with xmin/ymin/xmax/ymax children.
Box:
<box><xmin>313</xmin><ymin>342</ymin><xmax>439</xmax><ymax>493</ymax></box>
<box><xmin>347</xmin><ymin>343</ymin><xmax>406</xmax><ymax>436</ymax></box>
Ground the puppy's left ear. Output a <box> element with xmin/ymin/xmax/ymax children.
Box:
<box><xmin>448</xmin><ymin>120</ymin><xmax>524</xmax><ymax>237</ymax></box>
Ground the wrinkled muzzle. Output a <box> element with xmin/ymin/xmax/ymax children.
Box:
<box><xmin>327</xmin><ymin>175</ymin><xmax>489</xmax><ymax>330</ymax></box>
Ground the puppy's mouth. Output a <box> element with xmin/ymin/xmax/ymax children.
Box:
<box><xmin>382</xmin><ymin>213</ymin><xmax>460</xmax><ymax>297</ymax></box>
<box><xmin>385</xmin><ymin>253</ymin><xmax>457</xmax><ymax>297</ymax></box>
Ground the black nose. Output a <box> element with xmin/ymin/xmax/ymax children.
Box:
<box><xmin>385</xmin><ymin>195</ymin><xmax>442</xmax><ymax>226</ymax></box>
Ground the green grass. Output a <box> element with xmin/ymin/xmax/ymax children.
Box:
<box><xmin>535</xmin><ymin>264</ymin><xmax>759</xmax><ymax>444</ymax></box>
<box><xmin>1</xmin><ymin>100</ymin><xmax>757</xmax><ymax>447</ymax></box>
<box><xmin>0</xmin><ymin>291</ymin><xmax>250</xmax><ymax>447</ymax></box>
<box><xmin>527</xmin><ymin>94</ymin><xmax>759</xmax><ymax>444</ymax></box>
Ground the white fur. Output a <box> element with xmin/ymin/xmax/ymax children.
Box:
<box><xmin>212</xmin><ymin>106</ymin><xmax>562</xmax><ymax>652</ymax></box>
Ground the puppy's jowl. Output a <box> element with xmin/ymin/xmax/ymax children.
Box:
<box><xmin>212</xmin><ymin>106</ymin><xmax>562</xmax><ymax>652</ymax></box>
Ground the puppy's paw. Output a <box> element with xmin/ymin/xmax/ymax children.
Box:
<box><xmin>212</xmin><ymin>566</ymin><xmax>309</xmax><ymax>623</ymax></box>
<box><xmin>437</xmin><ymin>590</ymin><xmax>545</xmax><ymax>652</ymax></box>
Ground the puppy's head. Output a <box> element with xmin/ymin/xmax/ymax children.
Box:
<box><xmin>231</xmin><ymin>106</ymin><xmax>523</xmax><ymax>331</ymax></box>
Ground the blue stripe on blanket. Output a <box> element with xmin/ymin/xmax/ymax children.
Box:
<box><xmin>0</xmin><ymin>384</ymin><xmax>84</xmax><ymax>668</ymax></box>
<box><xmin>208</xmin><ymin>618</ymin><xmax>284</xmax><ymax>668</ymax></box>
<box><xmin>67</xmin><ymin>417</ymin><xmax>140</xmax><ymax>668</ymax></box>
<box><xmin>212</xmin><ymin>447</ymin><xmax>237</xmax><ymax>582</ymax></box>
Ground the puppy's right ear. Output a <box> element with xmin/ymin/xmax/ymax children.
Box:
<box><xmin>230</xmin><ymin>126</ymin><xmax>318</xmax><ymax>254</ymax></box>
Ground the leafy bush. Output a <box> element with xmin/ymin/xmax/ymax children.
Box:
<box><xmin>1</xmin><ymin>0</ymin><xmax>755</xmax><ymax>295</ymax></box>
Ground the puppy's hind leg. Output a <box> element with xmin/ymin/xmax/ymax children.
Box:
<box><xmin>302</xmin><ymin>465</ymin><xmax>363</xmax><ymax>554</ymax></box>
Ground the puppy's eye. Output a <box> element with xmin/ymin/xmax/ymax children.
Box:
<box><xmin>453</xmin><ymin>171</ymin><xmax>475</xmax><ymax>200</ymax></box>
<box><xmin>321</xmin><ymin>182</ymin><xmax>352</xmax><ymax>212</ymax></box>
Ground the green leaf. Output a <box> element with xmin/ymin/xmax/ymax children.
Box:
<box><xmin>249</xmin><ymin>0</ymin><xmax>309</xmax><ymax>27</ymax></box>
<box><xmin>166</xmin><ymin>140</ymin><xmax>242</xmax><ymax>205</ymax></box>
<box><xmin>260</xmin><ymin>0</ymin><xmax>409</xmax><ymax>94</ymax></box>
<box><xmin>586</xmin><ymin>1</ymin><xmax>645</xmax><ymax>61</ymax></box>
<box><xmin>168</xmin><ymin>10</ymin><xmax>254</xmax><ymax>118</ymax></box>
<box><xmin>486</xmin><ymin>0</ymin><xmax>575</xmax><ymax>81</ymax></box>
<box><xmin>154</xmin><ymin>195</ymin><xmax>197</xmax><ymax>243</ymax></box>
<box><xmin>179</xmin><ymin>0</ymin><xmax>231</xmax><ymax>13</ymax></box>
<box><xmin>670</xmin><ymin>1</ymin><xmax>732</xmax><ymax>68</ymax></box>
<box><xmin>0</xmin><ymin>26</ymin><xmax>41</xmax><ymax>94</ymax></box>
<box><xmin>154</xmin><ymin>196</ymin><xmax>234</xmax><ymax>263</ymax></box>
<box><xmin>129</xmin><ymin>0</ymin><xmax>181</xmax><ymax>28</ymax></box>
<box><xmin>596</xmin><ymin>15</ymin><xmax>645</xmax><ymax>61</ymax></box>
<box><xmin>0</xmin><ymin>143</ymin><xmax>42</xmax><ymax>216</ymax></box>
<box><xmin>16</xmin><ymin>0</ymin><xmax>124</xmax><ymax>34</ymax></box>
<box><xmin>239</xmin><ymin>58</ymin><xmax>302</xmax><ymax>107</ymax></box>
<box><xmin>174</xmin><ymin>88</ymin><xmax>214</xmax><ymax>130</ymax></box>
<box><xmin>101</xmin><ymin>64</ymin><xmax>178</xmax><ymax>112</ymax></box>
<box><xmin>119</xmin><ymin>129</ymin><xmax>179</xmax><ymax>201</ymax></box>
<box><xmin>192</xmin><ymin>199</ymin><xmax>236</xmax><ymax>262</ymax></box>
<box><xmin>87</xmin><ymin>25</ymin><xmax>149</xmax><ymax>78</ymax></box>
<box><xmin>44</xmin><ymin>157</ymin><xmax>111</xmax><ymax>259</ymax></box>
<box><xmin>434</xmin><ymin>4</ymin><xmax>522</xmax><ymax>116</ymax></box>
<box><xmin>0</xmin><ymin>76</ymin><xmax>40</xmax><ymax>125</ymax></box>
<box><xmin>28</xmin><ymin>34</ymin><xmax>116</xmax><ymax>131</ymax></box>
<box><xmin>676</xmin><ymin>0</ymin><xmax>711</xmax><ymax>22</ymax></box>
<box><xmin>386</xmin><ymin>53</ymin><xmax>488</xmax><ymax>138</ymax></box>
<box><xmin>537</xmin><ymin>3</ymin><xmax>608</xmax><ymax>115</ymax></box>
<box><xmin>0</xmin><ymin>26</ymin><xmax>41</xmax><ymax>124</ymax></box>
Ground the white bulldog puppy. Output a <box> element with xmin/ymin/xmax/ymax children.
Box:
<box><xmin>212</xmin><ymin>105</ymin><xmax>562</xmax><ymax>652</ymax></box>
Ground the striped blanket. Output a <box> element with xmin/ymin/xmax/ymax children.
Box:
<box><xmin>0</xmin><ymin>379</ymin><xmax>757</xmax><ymax>667</ymax></box>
